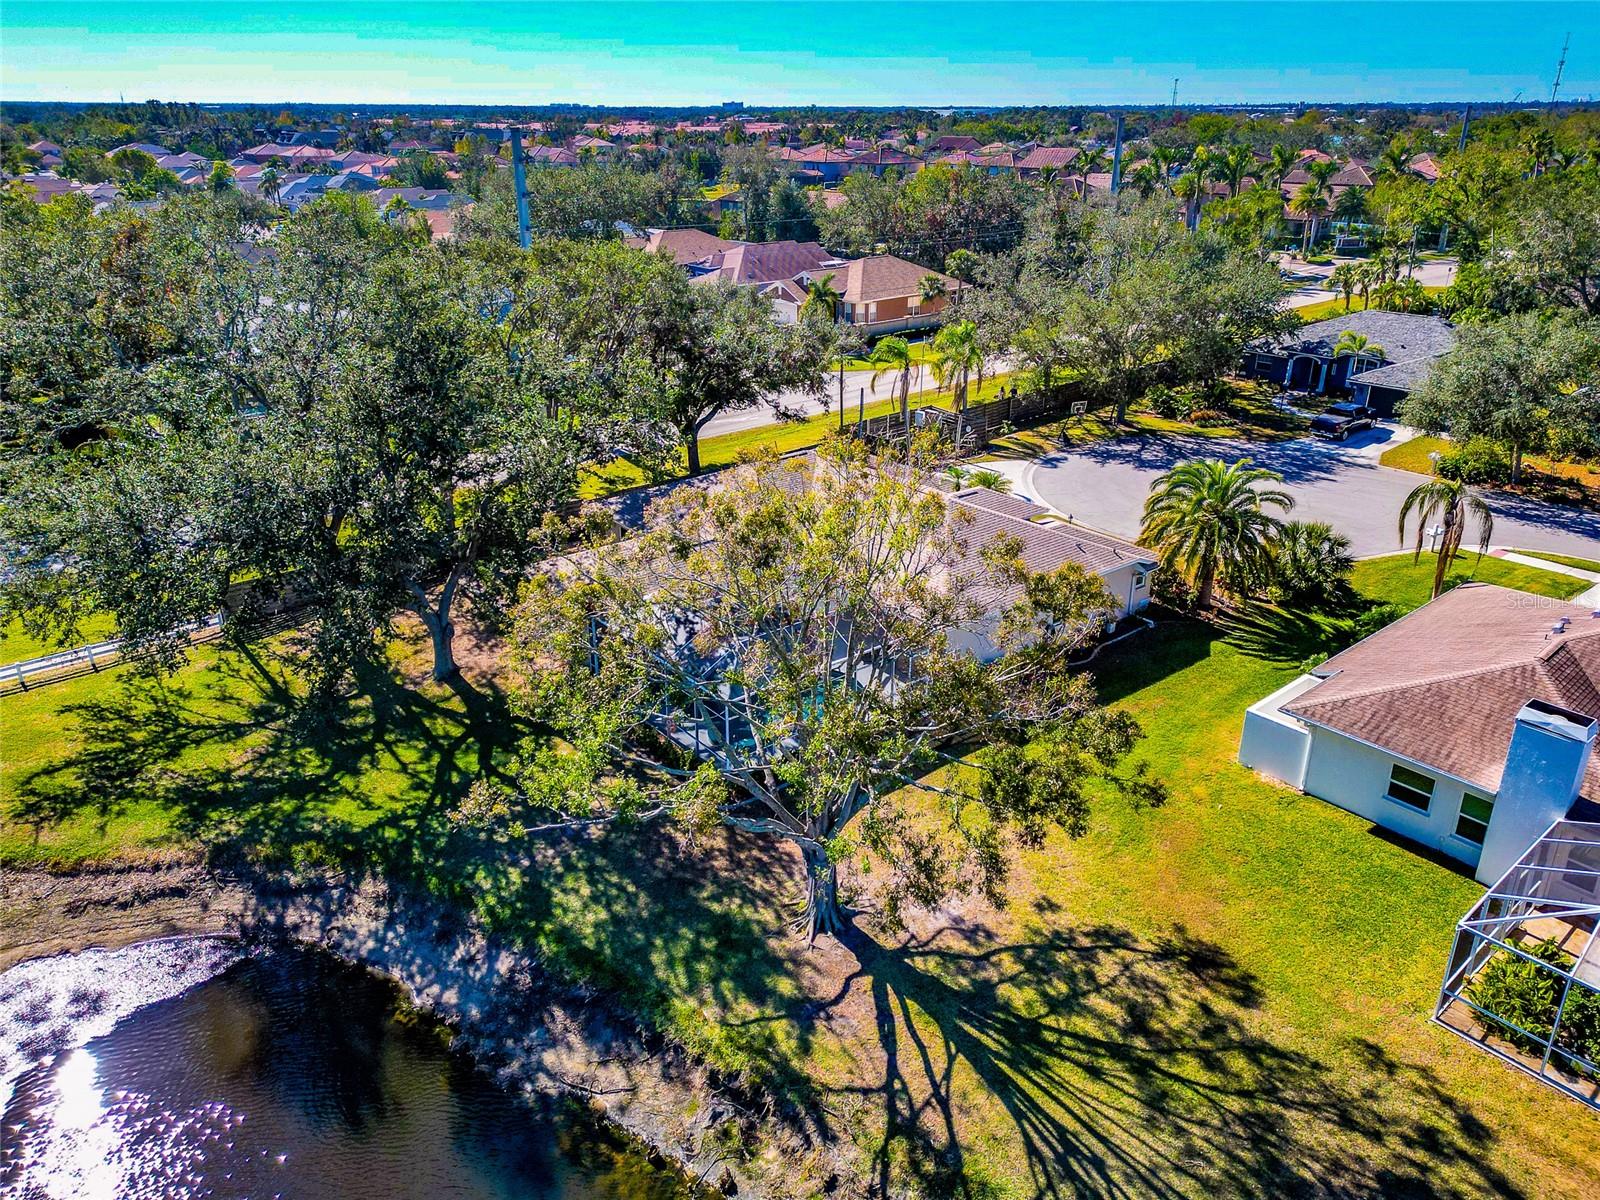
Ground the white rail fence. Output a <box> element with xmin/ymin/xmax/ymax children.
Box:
<box><xmin>0</xmin><ymin>614</ymin><xmax>223</xmax><ymax>694</ymax></box>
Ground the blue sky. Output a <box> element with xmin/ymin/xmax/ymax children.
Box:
<box><xmin>2</xmin><ymin>1</ymin><xmax>1596</xmax><ymax>107</ymax></box>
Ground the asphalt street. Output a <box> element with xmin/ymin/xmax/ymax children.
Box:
<box><xmin>1011</xmin><ymin>423</ymin><xmax>1600</xmax><ymax>560</ymax></box>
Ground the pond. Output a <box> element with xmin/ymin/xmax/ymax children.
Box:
<box><xmin>0</xmin><ymin>937</ymin><xmax>704</xmax><ymax>1199</ymax></box>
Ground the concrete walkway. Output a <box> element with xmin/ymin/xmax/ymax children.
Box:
<box><xmin>1491</xmin><ymin>548</ymin><xmax>1600</xmax><ymax>608</ymax></box>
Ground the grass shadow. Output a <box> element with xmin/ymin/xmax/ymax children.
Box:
<box><xmin>815</xmin><ymin>915</ymin><xmax>1524</xmax><ymax>1200</ymax></box>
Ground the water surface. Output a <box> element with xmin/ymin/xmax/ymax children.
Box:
<box><xmin>1</xmin><ymin>937</ymin><xmax>701</xmax><ymax>1200</ymax></box>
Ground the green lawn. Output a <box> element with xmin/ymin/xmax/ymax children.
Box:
<box><xmin>1</xmin><ymin>613</ymin><xmax>118</xmax><ymax>667</ymax></box>
<box><xmin>6</xmin><ymin>560</ymin><xmax>1600</xmax><ymax>1196</ymax></box>
<box><xmin>1513</xmin><ymin>549</ymin><xmax>1600</xmax><ymax>574</ymax></box>
<box><xmin>832</xmin><ymin>340</ymin><xmax>938</xmax><ymax>372</ymax></box>
<box><xmin>1290</xmin><ymin>287</ymin><xmax>1447</xmax><ymax>324</ymax></box>
<box><xmin>1351</xmin><ymin>551</ymin><xmax>1591</xmax><ymax>612</ymax></box>
<box><xmin>1382</xmin><ymin>435</ymin><xmax>1600</xmax><ymax>509</ymax></box>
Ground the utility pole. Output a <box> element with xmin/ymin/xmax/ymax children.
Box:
<box><xmin>507</xmin><ymin>127</ymin><xmax>532</xmax><ymax>250</ymax></box>
<box><xmin>1551</xmin><ymin>32</ymin><xmax>1571</xmax><ymax>105</ymax></box>
<box><xmin>1171</xmin><ymin>78</ymin><xmax>1179</xmax><ymax>109</ymax></box>
<box><xmin>1457</xmin><ymin>103</ymin><xmax>1472</xmax><ymax>152</ymax></box>
<box><xmin>1110</xmin><ymin>112</ymin><xmax>1125</xmax><ymax>195</ymax></box>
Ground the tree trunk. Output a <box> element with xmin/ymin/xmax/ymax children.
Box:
<box><xmin>411</xmin><ymin>572</ymin><xmax>463</xmax><ymax>683</ymax></box>
<box><xmin>1196</xmin><ymin>564</ymin><xmax>1216</xmax><ymax>610</ymax></box>
<box><xmin>685</xmin><ymin>425</ymin><xmax>703</xmax><ymax>476</ymax></box>
<box><xmin>1510</xmin><ymin>445</ymin><xmax>1523</xmax><ymax>484</ymax></box>
<box><xmin>800</xmin><ymin>841</ymin><xmax>844</xmax><ymax>944</ymax></box>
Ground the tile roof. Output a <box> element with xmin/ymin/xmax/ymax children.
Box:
<box><xmin>1284</xmin><ymin>584</ymin><xmax>1600</xmax><ymax>796</ymax></box>
<box><xmin>1018</xmin><ymin>146</ymin><xmax>1082</xmax><ymax>170</ymax></box>
<box><xmin>707</xmin><ymin>240</ymin><xmax>837</xmax><ymax>284</ymax></box>
<box><xmin>625</xmin><ymin>227</ymin><xmax>744</xmax><ymax>266</ymax></box>
<box><xmin>832</xmin><ymin>254</ymin><xmax>961</xmax><ymax>304</ymax></box>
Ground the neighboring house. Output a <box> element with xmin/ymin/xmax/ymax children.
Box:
<box><xmin>698</xmin><ymin>239</ymin><xmax>839</xmax><ymax>286</ymax></box>
<box><xmin>927</xmin><ymin>135</ymin><xmax>981</xmax><ymax>154</ymax></box>
<box><xmin>937</xmin><ymin>150</ymin><xmax>1020</xmax><ymax>175</ymax></box>
<box><xmin>847</xmin><ymin>147</ymin><xmax>922</xmax><ymax>177</ymax></box>
<box><xmin>1279</xmin><ymin>158</ymin><xmax>1375</xmax><ymax>237</ymax></box>
<box><xmin>624</xmin><ymin>227</ymin><xmax>745</xmax><ymax>268</ymax></box>
<box><xmin>823</xmin><ymin>254</ymin><xmax>963</xmax><ymax>335</ymax></box>
<box><xmin>1238</xmin><ymin>583</ymin><xmax>1600</xmax><ymax>884</ymax></box>
<box><xmin>788</xmin><ymin>144</ymin><xmax>858</xmax><ymax>183</ymax></box>
<box><xmin>1016</xmin><ymin>146</ymin><xmax>1082</xmax><ymax>178</ymax></box>
<box><xmin>569</xmin><ymin>133</ymin><xmax>616</xmax><ymax>155</ymax></box>
<box><xmin>526</xmin><ymin>145</ymin><xmax>579</xmax><ymax>168</ymax></box>
<box><xmin>941</xmin><ymin>487</ymin><xmax>1156</xmax><ymax>658</ymax></box>
<box><xmin>28</xmin><ymin>139</ymin><xmax>63</xmax><ymax>157</ymax></box>
<box><xmin>1242</xmin><ymin>310</ymin><xmax>1456</xmax><ymax>413</ymax></box>
<box><xmin>108</xmin><ymin>142</ymin><xmax>172</xmax><ymax>158</ymax></box>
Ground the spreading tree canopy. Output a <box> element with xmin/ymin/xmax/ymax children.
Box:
<box><xmin>506</xmin><ymin>439</ymin><xmax>1156</xmax><ymax>941</ymax></box>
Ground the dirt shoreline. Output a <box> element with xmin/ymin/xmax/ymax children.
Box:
<box><xmin>1</xmin><ymin>861</ymin><xmax>828</xmax><ymax>1199</ymax></box>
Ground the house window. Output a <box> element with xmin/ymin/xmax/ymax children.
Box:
<box><xmin>1455</xmin><ymin>793</ymin><xmax>1495</xmax><ymax>845</ymax></box>
<box><xmin>1385</xmin><ymin>764</ymin><xmax>1435</xmax><ymax>812</ymax></box>
<box><xmin>1132</xmin><ymin>571</ymin><xmax>1148</xmax><ymax>590</ymax></box>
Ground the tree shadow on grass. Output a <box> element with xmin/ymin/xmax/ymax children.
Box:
<box><xmin>8</xmin><ymin>643</ymin><xmax>839</xmax><ymax>1141</ymax></box>
<box><xmin>805</xmin><ymin>913</ymin><xmax>1523</xmax><ymax>1200</ymax></box>
<box><xmin>1218</xmin><ymin>601</ymin><xmax>1351</xmax><ymax>668</ymax></box>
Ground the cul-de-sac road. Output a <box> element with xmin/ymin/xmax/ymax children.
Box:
<box><xmin>1003</xmin><ymin>423</ymin><xmax>1600</xmax><ymax>560</ymax></box>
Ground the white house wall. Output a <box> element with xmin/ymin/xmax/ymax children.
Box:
<box><xmin>1299</xmin><ymin>725</ymin><xmax>1485</xmax><ymax>870</ymax></box>
<box><xmin>1237</xmin><ymin>674</ymin><xmax>1320</xmax><ymax>788</ymax></box>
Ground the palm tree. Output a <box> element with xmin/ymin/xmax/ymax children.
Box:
<box><xmin>1147</xmin><ymin>145</ymin><xmax>1180</xmax><ymax>189</ymax></box>
<box><xmin>1520</xmin><ymin>128</ymin><xmax>1556</xmax><ymax>176</ymax></box>
<box><xmin>1375</xmin><ymin>139</ymin><xmax>1414</xmax><ymax>181</ymax></box>
<box><xmin>1265</xmin><ymin>143</ymin><xmax>1298</xmax><ymax>191</ymax></box>
<box><xmin>1127</xmin><ymin>162</ymin><xmax>1161</xmax><ymax>199</ymax></box>
<box><xmin>1214</xmin><ymin>144</ymin><xmax>1254</xmax><ymax>197</ymax></box>
<box><xmin>1173</xmin><ymin>172</ymin><xmax>1206</xmax><ymax>231</ymax></box>
<box><xmin>1354</xmin><ymin>259</ymin><xmax>1379</xmax><ymax>309</ymax></box>
<box><xmin>943</xmin><ymin>249</ymin><xmax>979</xmax><ymax>310</ymax></box>
<box><xmin>1332</xmin><ymin>330</ymin><xmax>1384</xmax><ymax>361</ymax></box>
<box><xmin>1074</xmin><ymin>145</ymin><xmax>1109</xmax><ymax>180</ymax></box>
<box><xmin>1397</xmin><ymin>477</ymin><xmax>1495</xmax><ymax>600</ymax></box>
<box><xmin>802</xmin><ymin>272</ymin><xmax>844</xmax><ymax>323</ymax></box>
<box><xmin>1291</xmin><ymin>161</ymin><xmax>1336</xmax><ymax>255</ymax></box>
<box><xmin>1329</xmin><ymin>263</ymin><xmax>1359</xmax><ymax>312</ymax></box>
<box><xmin>930</xmin><ymin>319</ymin><xmax>983</xmax><ymax>412</ymax></box>
<box><xmin>966</xmin><ymin>468</ymin><xmax>1011</xmax><ymax>493</ymax></box>
<box><xmin>917</xmin><ymin>273</ymin><xmax>948</xmax><ymax>315</ymax></box>
<box><xmin>260</xmin><ymin>163</ymin><xmax>281</xmax><ymax>205</ymax></box>
<box><xmin>1141</xmin><ymin>459</ymin><xmax>1294</xmax><ymax>609</ymax></box>
<box><xmin>1332</xmin><ymin>185</ymin><xmax>1367</xmax><ymax>231</ymax></box>
<box><xmin>868</xmin><ymin>335</ymin><xmax>916</xmax><ymax>421</ymax></box>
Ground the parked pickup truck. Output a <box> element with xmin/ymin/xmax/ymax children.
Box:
<box><xmin>1310</xmin><ymin>401</ymin><xmax>1376</xmax><ymax>441</ymax></box>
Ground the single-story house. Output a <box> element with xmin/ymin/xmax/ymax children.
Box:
<box><xmin>625</xmin><ymin>227</ymin><xmax>744</xmax><ymax>268</ymax></box>
<box><xmin>942</xmin><ymin>486</ymin><xmax>1156</xmax><ymax>660</ymax></box>
<box><xmin>108</xmin><ymin>142</ymin><xmax>172</xmax><ymax>158</ymax></box>
<box><xmin>1017</xmin><ymin>146</ymin><xmax>1082</xmax><ymax>178</ymax></box>
<box><xmin>1239</xmin><ymin>583</ymin><xmax>1600</xmax><ymax>884</ymax></box>
<box><xmin>821</xmin><ymin>254</ymin><xmax>963</xmax><ymax>335</ymax></box>
<box><xmin>525</xmin><ymin>145</ymin><xmax>579</xmax><ymax>169</ymax></box>
<box><xmin>927</xmin><ymin>135</ymin><xmax>981</xmax><ymax>154</ymax></box>
<box><xmin>1242</xmin><ymin>310</ymin><xmax>1456</xmax><ymax>414</ymax></box>
<box><xmin>847</xmin><ymin>147</ymin><xmax>922</xmax><ymax>177</ymax></box>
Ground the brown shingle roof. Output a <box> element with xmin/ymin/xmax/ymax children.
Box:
<box><xmin>710</xmin><ymin>240</ymin><xmax>836</xmax><ymax>284</ymax></box>
<box><xmin>1018</xmin><ymin>146</ymin><xmax>1082</xmax><ymax>170</ymax></box>
<box><xmin>1284</xmin><ymin>583</ymin><xmax>1600</xmax><ymax>795</ymax></box>
<box><xmin>833</xmin><ymin>255</ymin><xmax>960</xmax><ymax>304</ymax></box>
<box><xmin>625</xmin><ymin>227</ymin><xmax>743</xmax><ymax>266</ymax></box>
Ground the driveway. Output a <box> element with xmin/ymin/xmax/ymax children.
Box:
<box><xmin>1016</xmin><ymin>423</ymin><xmax>1600</xmax><ymax>560</ymax></box>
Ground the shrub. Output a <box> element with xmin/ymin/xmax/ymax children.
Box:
<box><xmin>1268</xmin><ymin>521</ymin><xmax>1354</xmax><ymax>608</ymax></box>
<box><xmin>1555</xmin><ymin>982</ymin><xmax>1600</xmax><ymax>1075</ymax></box>
<box><xmin>1144</xmin><ymin>384</ymin><xmax>1186</xmax><ymax>419</ymax></box>
<box><xmin>1466</xmin><ymin>938</ymin><xmax>1570</xmax><ymax>1053</ymax></box>
<box><xmin>965</xmin><ymin>468</ymin><xmax>1011</xmax><ymax>493</ymax></box>
<box><xmin>1437</xmin><ymin>437</ymin><xmax>1511</xmax><ymax>485</ymax></box>
<box><xmin>1187</xmin><ymin>408</ymin><xmax>1231</xmax><ymax>428</ymax></box>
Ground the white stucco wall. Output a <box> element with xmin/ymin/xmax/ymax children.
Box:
<box><xmin>1237</xmin><ymin>674</ymin><xmax>1321</xmax><ymax>788</ymax></box>
<box><xmin>1299</xmin><ymin>726</ymin><xmax>1486</xmax><ymax>870</ymax></box>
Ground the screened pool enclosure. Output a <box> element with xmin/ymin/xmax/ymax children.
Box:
<box><xmin>1436</xmin><ymin>816</ymin><xmax>1600</xmax><ymax>1108</ymax></box>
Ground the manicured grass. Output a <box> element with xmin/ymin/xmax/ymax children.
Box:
<box><xmin>831</xmin><ymin>340</ymin><xmax>937</xmax><ymax>372</ymax></box>
<box><xmin>1513</xmin><ymin>549</ymin><xmax>1600</xmax><ymax>574</ymax></box>
<box><xmin>1382</xmin><ymin>435</ymin><xmax>1600</xmax><ymax>508</ymax></box>
<box><xmin>1351</xmin><ymin>551</ymin><xmax>1591</xmax><ymax>613</ymax></box>
<box><xmin>1</xmin><ymin>613</ymin><xmax>118</xmax><ymax>667</ymax></box>
<box><xmin>1289</xmin><ymin>287</ymin><xmax>1447</xmax><ymax>324</ymax></box>
<box><xmin>7</xmin><ymin>558</ymin><xmax>1600</xmax><ymax>1195</ymax></box>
